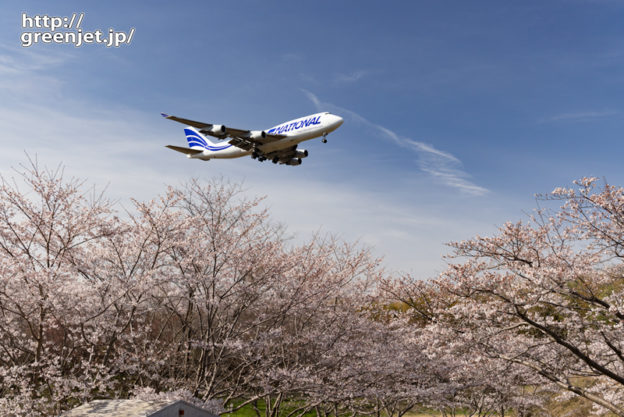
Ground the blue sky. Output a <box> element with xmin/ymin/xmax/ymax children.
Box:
<box><xmin>2</xmin><ymin>0</ymin><xmax>624</xmax><ymax>276</ymax></box>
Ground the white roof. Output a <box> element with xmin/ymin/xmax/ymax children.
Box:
<box><xmin>60</xmin><ymin>399</ymin><xmax>216</xmax><ymax>417</ymax></box>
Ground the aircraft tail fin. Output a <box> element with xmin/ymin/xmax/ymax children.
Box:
<box><xmin>184</xmin><ymin>127</ymin><xmax>216</xmax><ymax>149</ymax></box>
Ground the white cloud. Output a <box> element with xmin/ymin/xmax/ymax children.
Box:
<box><xmin>301</xmin><ymin>89</ymin><xmax>489</xmax><ymax>196</ymax></box>
<box><xmin>0</xmin><ymin>45</ymin><xmax>72</xmax><ymax>99</ymax></box>
<box><xmin>245</xmin><ymin>176</ymin><xmax>486</xmax><ymax>277</ymax></box>
<box><xmin>334</xmin><ymin>70</ymin><xmax>369</xmax><ymax>84</ymax></box>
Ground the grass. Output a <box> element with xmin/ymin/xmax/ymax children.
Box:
<box><xmin>222</xmin><ymin>401</ymin><xmax>457</xmax><ymax>417</ymax></box>
<box><xmin>221</xmin><ymin>393</ymin><xmax>617</xmax><ymax>417</ymax></box>
<box><xmin>223</xmin><ymin>399</ymin><xmax>319</xmax><ymax>417</ymax></box>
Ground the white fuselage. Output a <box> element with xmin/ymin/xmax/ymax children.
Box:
<box><xmin>193</xmin><ymin>112</ymin><xmax>343</xmax><ymax>160</ymax></box>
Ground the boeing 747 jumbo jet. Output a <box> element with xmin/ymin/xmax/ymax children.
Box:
<box><xmin>162</xmin><ymin>112</ymin><xmax>344</xmax><ymax>166</ymax></box>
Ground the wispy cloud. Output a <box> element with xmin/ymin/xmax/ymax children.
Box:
<box><xmin>301</xmin><ymin>89</ymin><xmax>489</xmax><ymax>196</ymax></box>
<box><xmin>0</xmin><ymin>44</ymin><xmax>72</xmax><ymax>99</ymax></box>
<box><xmin>251</xmin><ymin>175</ymin><xmax>489</xmax><ymax>276</ymax></box>
<box><xmin>546</xmin><ymin>109</ymin><xmax>620</xmax><ymax>122</ymax></box>
<box><xmin>334</xmin><ymin>70</ymin><xmax>369</xmax><ymax>84</ymax></box>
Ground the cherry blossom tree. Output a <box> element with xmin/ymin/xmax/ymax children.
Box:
<box><xmin>0</xmin><ymin>162</ymin><xmax>390</xmax><ymax>416</ymax></box>
<box><xmin>0</xmin><ymin>160</ymin><xmax>121</xmax><ymax>415</ymax></box>
<box><xmin>10</xmin><ymin>159</ymin><xmax>623</xmax><ymax>417</ymax></box>
<box><xmin>422</xmin><ymin>178</ymin><xmax>624</xmax><ymax>416</ymax></box>
<box><xmin>382</xmin><ymin>278</ymin><xmax>551</xmax><ymax>417</ymax></box>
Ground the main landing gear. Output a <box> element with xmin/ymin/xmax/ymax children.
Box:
<box><xmin>252</xmin><ymin>150</ymin><xmax>267</xmax><ymax>162</ymax></box>
<box><xmin>252</xmin><ymin>153</ymin><xmax>267</xmax><ymax>162</ymax></box>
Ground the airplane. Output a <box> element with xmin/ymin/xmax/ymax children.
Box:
<box><xmin>161</xmin><ymin>112</ymin><xmax>344</xmax><ymax>166</ymax></box>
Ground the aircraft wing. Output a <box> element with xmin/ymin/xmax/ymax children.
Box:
<box><xmin>161</xmin><ymin>113</ymin><xmax>286</xmax><ymax>150</ymax></box>
<box><xmin>227</xmin><ymin>136</ymin><xmax>272</xmax><ymax>150</ymax></box>
<box><xmin>165</xmin><ymin>145</ymin><xmax>204</xmax><ymax>155</ymax></box>
<box><xmin>161</xmin><ymin>114</ymin><xmax>212</xmax><ymax>129</ymax></box>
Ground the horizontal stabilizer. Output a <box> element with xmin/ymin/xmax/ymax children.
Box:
<box><xmin>166</xmin><ymin>145</ymin><xmax>204</xmax><ymax>155</ymax></box>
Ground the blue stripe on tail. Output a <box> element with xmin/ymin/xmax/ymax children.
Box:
<box><xmin>184</xmin><ymin>128</ymin><xmax>208</xmax><ymax>148</ymax></box>
<box><xmin>183</xmin><ymin>128</ymin><xmax>232</xmax><ymax>151</ymax></box>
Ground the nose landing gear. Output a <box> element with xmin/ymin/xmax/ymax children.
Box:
<box><xmin>321</xmin><ymin>133</ymin><xmax>327</xmax><ymax>143</ymax></box>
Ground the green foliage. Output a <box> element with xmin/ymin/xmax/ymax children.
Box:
<box><xmin>223</xmin><ymin>399</ymin><xmax>318</xmax><ymax>417</ymax></box>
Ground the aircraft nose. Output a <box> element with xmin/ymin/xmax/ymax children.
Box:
<box><xmin>334</xmin><ymin>115</ymin><xmax>344</xmax><ymax>127</ymax></box>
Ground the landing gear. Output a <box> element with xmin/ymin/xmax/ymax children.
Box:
<box><xmin>272</xmin><ymin>157</ymin><xmax>279</xmax><ymax>164</ymax></box>
<box><xmin>321</xmin><ymin>133</ymin><xmax>327</xmax><ymax>143</ymax></box>
<box><xmin>252</xmin><ymin>149</ymin><xmax>266</xmax><ymax>162</ymax></box>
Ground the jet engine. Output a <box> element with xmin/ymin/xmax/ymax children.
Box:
<box><xmin>208</xmin><ymin>125</ymin><xmax>226</xmax><ymax>136</ymax></box>
<box><xmin>248</xmin><ymin>130</ymin><xmax>267</xmax><ymax>140</ymax></box>
<box><xmin>294</xmin><ymin>149</ymin><xmax>308</xmax><ymax>158</ymax></box>
<box><xmin>286</xmin><ymin>158</ymin><xmax>302</xmax><ymax>166</ymax></box>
